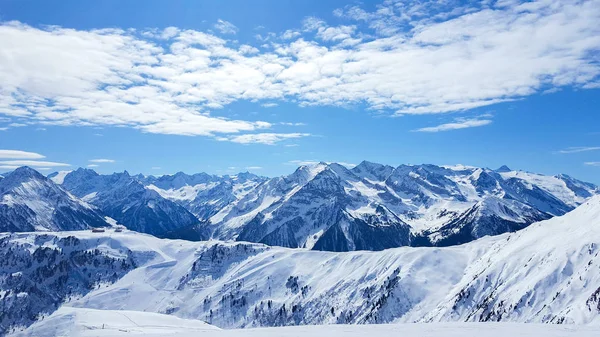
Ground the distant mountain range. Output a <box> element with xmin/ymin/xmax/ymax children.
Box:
<box><xmin>1</xmin><ymin>161</ymin><xmax>597</xmax><ymax>250</ymax></box>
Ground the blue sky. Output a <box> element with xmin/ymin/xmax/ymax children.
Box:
<box><xmin>0</xmin><ymin>0</ymin><xmax>599</xmax><ymax>183</ymax></box>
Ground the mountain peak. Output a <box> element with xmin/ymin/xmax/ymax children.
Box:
<box><xmin>8</xmin><ymin>166</ymin><xmax>45</xmax><ymax>181</ymax></box>
<box><xmin>495</xmin><ymin>165</ymin><xmax>512</xmax><ymax>172</ymax></box>
<box><xmin>352</xmin><ymin>160</ymin><xmax>394</xmax><ymax>181</ymax></box>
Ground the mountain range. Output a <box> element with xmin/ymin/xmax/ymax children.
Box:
<box><xmin>1</xmin><ymin>161</ymin><xmax>597</xmax><ymax>251</ymax></box>
<box><xmin>3</xmin><ymin>194</ymin><xmax>600</xmax><ymax>334</ymax></box>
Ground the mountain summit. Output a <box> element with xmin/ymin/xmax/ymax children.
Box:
<box><xmin>0</xmin><ymin>167</ymin><xmax>107</xmax><ymax>232</ymax></box>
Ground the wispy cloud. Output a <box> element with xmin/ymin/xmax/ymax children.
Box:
<box><xmin>558</xmin><ymin>147</ymin><xmax>600</xmax><ymax>154</ymax></box>
<box><xmin>87</xmin><ymin>164</ymin><xmax>99</xmax><ymax>168</ymax></box>
<box><xmin>0</xmin><ymin>160</ymin><xmax>70</xmax><ymax>167</ymax></box>
<box><xmin>281</xmin><ymin>30</ymin><xmax>301</xmax><ymax>40</ymax></box>
<box><xmin>214</xmin><ymin>19</ymin><xmax>238</xmax><ymax>34</ymax></box>
<box><xmin>584</xmin><ymin>162</ymin><xmax>600</xmax><ymax>167</ymax></box>
<box><xmin>413</xmin><ymin>117</ymin><xmax>492</xmax><ymax>133</ymax></box>
<box><xmin>287</xmin><ymin>160</ymin><xmax>320</xmax><ymax>166</ymax></box>
<box><xmin>0</xmin><ymin>150</ymin><xmax>45</xmax><ymax>159</ymax></box>
<box><xmin>245</xmin><ymin>166</ymin><xmax>262</xmax><ymax>170</ymax></box>
<box><xmin>151</xmin><ymin>166</ymin><xmax>161</xmax><ymax>170</ymax></box>
<box><xmin>227</xmin><ymin>133</ymin><xmax>310</xmax><ymax>145</ymax></box>
<box><xmin>280</xmin><ymin>122</ymin><xmax>306</xmax><ymax>126</ymax></box>
<box><xmin>89</xmin><ymin>159</ymin><xmax>115</xmax><ymax>163</ymax></box>
<box><xmin>335</xmin><ymin>162</ymin><xmax>357</xmax><ymax>168</ymax></box>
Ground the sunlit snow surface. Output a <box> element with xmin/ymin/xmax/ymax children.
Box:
<box><xmin>14</xmin><ymin>307</ymin><xmax>600</xmax><ymax>337</ymax></box>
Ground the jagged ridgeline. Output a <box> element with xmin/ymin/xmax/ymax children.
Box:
<box><xmin>1</xmin><ymin>161</ymin><xmax>598</xmax><ymax>250</ymax></box>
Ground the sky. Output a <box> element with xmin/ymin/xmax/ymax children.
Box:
<box><xmin>0</xmin><ymin>0</ymin><xmax>599</xmax><ymax>183</ymax></box>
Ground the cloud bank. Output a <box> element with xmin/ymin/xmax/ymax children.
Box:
<box><xmin>0</xmin><ymin>0</ymin><xmax>599</xmax><ymax>142</ymax></box>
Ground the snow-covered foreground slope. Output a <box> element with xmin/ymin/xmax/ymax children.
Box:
<box><xmin>13</xmin><ymin>307</ymin><xmax>219</xmax><ymax>337</ymax></box>
<box><xmin>15</xmin><ymin>308</ymin><xmax>600</xmax><ymax>337</ymax></box>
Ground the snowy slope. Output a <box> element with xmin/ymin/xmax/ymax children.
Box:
<box><xmin>47</xmin><ymin>170</ymin><xmax>73</xmax><ymax>185</ymax></box>
<box><xmin>3</xmin><ymin>196</ymin><xmax>600</xmax><ymax>333</ymax></box>
<box><xmin>15</xmin><ymin>309</ymin><xmax>600</xmax><ymax>337</ymax></box>
<box><xmin>13</xmin><ymin>307</ymin><xmax>219</xmax><ymax>337</ymax></box>
<box><xmin>0</xmin><ymin>231</ymin><xmax>136</xmax><ymax>334</ymax></box>
<box><xmin>0</xmin><ymin>167</ymin><xmax>108</xmax><ymax>232</ymax></box>
<box><xmin>143</xmin><ymin>172</ymin><xmax>266</xmax><ymax>222</ymax></box>
<box><xmin>424</xmin><ymin>195</ymin><xmax>600</xmax><ymax>324</ymax></box>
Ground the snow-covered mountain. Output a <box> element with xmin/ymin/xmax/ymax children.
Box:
<box><xmin>3</xmin><ymin>195</ymin><xmax>600</xmax><ymax>333</ymax></box>
<box><xmin>196</xmin><ymin>161</ymin><xmax>597</xmax><ymax>250</ymax></box>
<box><xmin>59</xmin><ymin>168</ymin><xmax>204</xmax><ymax>239</ymax></box>
<box><xmin>0</xmin><ymin>167</ymin><xmax>108</xmax><ymax>232</ymax></box>
<box><xmin>143</xmin><ymin>172</ymin><xmax>267</xmax><ymax>222</ymax></box>
<box><xmin>35</xmin><ymin>162</ymin><xmax>597</xmax><ymax>250</ymax></box>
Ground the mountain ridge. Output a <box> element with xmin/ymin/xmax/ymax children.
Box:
<box><xmin>1</xmin><ymin>160</ymin><xmax>594</xmax><ymax>252</ymax></box>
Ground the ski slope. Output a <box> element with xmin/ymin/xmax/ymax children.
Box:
<box><xmin>14</xmin><ymin>307</ymin><xmax>600</xmax><ymax>337</ymax></box>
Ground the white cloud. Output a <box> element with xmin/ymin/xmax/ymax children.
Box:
<box><xmin>261</xmin><ymin>103</ymin><xmax>278</xmax><ymax>108</ymax></box>
<box><xmin>584</xmin><ymin>162</ymin><xmax>600</xmax><ymax>167</ymax></box>
<box><xmin>151</xmin><ymin>166</ymin><xmax>161</xmax><ymax>170</ymax></box>
<box><xmin>316</xmin><ymin>25</ymin><xmax>356</xmax><ymax>41</ymax></box>
<box><xmin>558</xmin><ymin>146</ymin><xmax>600</xmax><ymax>154</ymax></box>
<box><xmin>0</xmin><ymin>150</ymin><xmax>45</xmax><ymax>159</ymax></box>
<box><xmin>287</xmin><ymin>160</ymin><xmax>320</xmax><ymax>166</ymax></box>
<box><xmin>0</xmin><ymin>160</ymin><xmax>70</xmax><ymax>167</ymax></box>
<box><xmin>89</xmin><ymin>159</ymin><xmax>115</xmax><ymax>163</ymax></box>
<box><xmin>245</xmin><ymin>166</ymin><xmax>262</xmax><ymax>170</ymax></box>
<box><xmin>335</xmin><ymin>162</ymin><xmax>357</xmax><ymax>168</ymax></box>
<box><xmin>281</xmin><ymin>30</ymin><xmax>301</xmax><ymax>40</ymax></box>
<box><xmin>280</xmin><ymin>122</ymin><xmax>306</xmax><ymax>126</ymax></box>
<box><xmin>87</xmin><ymin>164</ymin><xmax>99</xmax><ymax>168</ymax></box>
<box><xmin>302</xmin><ymin>17</ymin><xmax>326</xmax><ymax>31</ymax></box>
<box><xmin>214</xmin><ymin>19</ymin><xmax>238</xmax><ymax>34</ymax></box>
<box><xmin>227</xmin><ymin>133</ymin><xmax>310</xmax><ymax>145</ymax></box>
<box><xmin>0</xmin><ymin>0</ymin><xmax>599</xmax><ymax>139</ymax></box>
<box><xmin>413</xmin><ymin>117</ymin><xmax>492</xmax><ymax>132</ymax></box>
<box><xmin>0</xmin><ymin>165</ymin><xmax>19</xmax><ymax>170</ymax></box>
<box><xmin>239</xmin><ymin>44</ymin><xmax>259</xmax><ymax>54</ymax></box>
